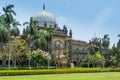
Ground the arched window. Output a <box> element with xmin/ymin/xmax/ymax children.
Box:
<box><xmin>54</xmin><ymin>40</ymin><xmax>64</xmax><ymax>49</ymax></box>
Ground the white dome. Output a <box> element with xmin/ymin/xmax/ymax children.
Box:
<box><xmin>33</xmin><ymin>9</ymin><xmax>56</xmax><ymax>27</ymax></box>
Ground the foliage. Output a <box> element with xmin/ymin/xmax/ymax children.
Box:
<box><xmin>109</xmin><ymin>56</ymin><xmax>118</xmax><ymax>66</ymax></box>
<box><xmin>43</xmin><ymin>26</ymin><xmax>53</xmax><ymax>52</ymax></box>
<box><xmin>29</xmin><ymin>49</ymin><xmax>51</xmax><ymax>67</ymax></box>
<box><xmin>108</xmin><ymin>43</ymin><xmax>120</xmax><ymax>67</ymax></box>
<box><xmin>102</xmin><ymin>34</ymin><xmax>110</xmax><ymax>49</ymax></box>
<box><xmin>0</xmin><ymin>4</ymin><xmax>21</xmax><ymax>69</ymax></box>
<box><xmin>2</xmin><ymin>4</ymin><xmax>16</xmax><ymax>27</ymax></box>
<box><xmin>0</xmin><ymin>68</ymin><xmax>120</xmax><ymax>76</ymax></box>
<box><xmin>10</xmin><ymin>19</ymin><xmax>21</xmax><ymax>36</ymax></box>
<box><xmin>82</xmin><ymin>52</ymin><xmax>105</xmax><ymax>68</ymax></box>
<box><xmin>3</xmin><ymin>38</ymin><xmax>29</xmax><ymax>67</ymax></box>
<box><xmin>33</xmin><ymin>31</ymin><xmax>47</xmax><ymax>50</ymax></box>
<box><xmin>89</xmin><ymin>34</ymin><xmax>110</xmax><ymax>55</ymax></box>
<box><xmin>33</xmin><ymin>26</ymin><xmax>53</xmax><ymax>51</ymax></box>
<box><xmin>23</xmin><ymin>17</ymin><xmax>38</xmax><ymax>51</ymax></box>
<box><xmin>23</xmin><ymin>17</ymin><xmax>38</xmax><ymax>36</ymax></box>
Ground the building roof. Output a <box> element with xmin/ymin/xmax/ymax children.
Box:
<box><xmin>33</xmin><ymin>4</ymin><xmax>56</xmax><ymax>27</ymax></box>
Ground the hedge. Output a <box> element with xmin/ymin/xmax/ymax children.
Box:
<box><xmin>0</xmin><ymin>68</ymin><xmax>120</xmax><ymax>76</ymax></box>
<box><xmin>0</xmin><ymin>66</ymin><xmax>56</xmax><ymax>70</ymax></box>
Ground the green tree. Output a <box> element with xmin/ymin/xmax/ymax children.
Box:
<box><xmin>102</xmin><ymin>34</ymin><xmax>110</xmax><ymax>54</ymax></box>
<box><xmin>90</xmin><ymin>55</ymin><xmax>97</xmax><ymax>67</ymax></box>
<box><xmin>81</xmin><ymin>54</ymin><xmax>91</xmax><ymax>68</ymax></box>
<box><xmin>89</xmin><ymin>37</ymin><xmax>101</xmax><ymax>55</ymax></box>
<box><xmin>0</xmin><ymin>15</ymin><xmax>9</xmax><ymax>54</ymax></box>
<box><xmin>2</xmin><ymin>4</ymin><xmax>16</xmax><ymax>69</ymax></box>
<box><xmin>83</xmin><ymin>52</ymin><xmax>105</xmax><ymax>68</ymax></box>
<box><xmin>117</xmin><ymin>39</ymin><xmax>120</xmax><ymax>64</ymax></box>
<box><xmin>23</xmin><ymin>17</ymin><xmax>38</xmax><ymax>52</ymax></box>
<box><xmin>29</xmin><ymin>50</ymin><xmax>50</xmax><ymax>68</ymax></box>
<box><xmin>10</xmin><ymin>19</ymin><xmax>21</xmax><ymax>37</ymax></box>
<box><xmin>44</xmin><ymin>26</ymin><xmax>53</xmax><ymax>53</ymax></box>
<box><xmin>23</xmin><ymin>17</ymin><xmax>38</xmax><ymax>68</ymax></box>
<box><xmin>109</xmin><ymin>56</ymin><xmax>117</xmax><ymax>67</ymax></box>
<box><xmin>9</xmin><ymin>38</ymin><xmax>28</xmax><ymax>67</ymax></box>
<box><xmin>95</xmin><ymin>52</ymin><xmax>105</xmax><ymax>67</ymax></box>
<box><xmin>33</xmin><ymin>31</ymin><xmax>47</xmax><ymax>50</ymax></box>
<box><xmin>109</xmin><ymin>44</ymin><xmax>119</xmax><ymax>66</ymax></box>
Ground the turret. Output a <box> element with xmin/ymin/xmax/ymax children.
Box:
<box><xmin>63</xmin><ymin>25</ymin><xmax>68</xmax><ymax>34</ymax></box>
<box><xmin>69</xmin><ymin>29</ymin><xmax>72</xmax><ymax>38</ymax></box>
<box><xmin>43</xmin><ymin>4</ymin><xmax>45</xmax><ymax>10</ymax></box>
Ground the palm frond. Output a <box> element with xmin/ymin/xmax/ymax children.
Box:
<box><xmin>11</xmin><ymin>10</ymin><xmax>16</xmax><ymax>16</ymax></box>
<box><xmin>23</xmin><ymin>22</ymin><xmax>29</xmax><ymax>26</ymax></box>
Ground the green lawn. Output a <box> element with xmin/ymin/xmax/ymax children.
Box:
<box><xmin>0</xmin><ymin>72</ymin><xmax>120</xmax><ymax>80</ymax></box>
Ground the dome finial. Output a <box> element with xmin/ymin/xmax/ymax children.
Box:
<box><xmin>43</xmin><ymin>4</ymin><xmax>45</xmax><ymax>10</ymax></box>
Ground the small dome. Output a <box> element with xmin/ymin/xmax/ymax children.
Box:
<box><xmin>33</xmin><ymin>7</ymin><xmax>56</xmax><ymax>27</ymax></box>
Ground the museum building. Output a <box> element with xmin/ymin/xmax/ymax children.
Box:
<box><xmin>32</xmin><ymin>4</ymin><xmax>89</xmax><ymax>66</ymax></box>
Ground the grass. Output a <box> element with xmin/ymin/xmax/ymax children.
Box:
<box><xmin>0</xmin><ymin>72</ymin><xmax>120</xmax><ymax>80</ymax></box>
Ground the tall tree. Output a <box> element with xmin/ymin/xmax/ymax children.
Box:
<box><xmin>116</xmin><ymin>40</ymin><xmax>120</xmax><ymax>65</ymax></box>
<box><xmin>0</xmin><ymin>16</ymin><xmax>9</xmax><ymax>54</ymax></box>
<box><xmin>23</xmin><ymin>17</ymin><xmax>38</xmax><ymax>68</ymax></box>
<box><xmin>34</xmin><ymin>31</ymin><xmax>47</xmax><ymax>50</ymax></box>
<box><xmin>2</xmin><ymin>4</ymin><xmax>16</xmax><ymax>69</ymax></box>
<box><xmin>89</xmin><ymin>37</ymin><xmax>101</xmax><ymax>54</ymax></box>
<box><xmin>10</xmin><ymin>19</ymin><xmax>21</xmax><ymax>37</ymax></box>
<box><xmin>3</xmin><ymin>38</ymin><xmax>29</xmax><ymax>67</ymax></box>
<box><xmin>44</xmin><ymin>26</ymin><xmax>53</xmax><ymax>53</ymax></box>
<box><xmin>102</xmin><ymin>34</ymin><xmax>110</xmax><ymax>54</ymax></box>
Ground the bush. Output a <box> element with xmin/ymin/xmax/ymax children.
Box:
<box><xmin>110</xmin><ymin>68</ymin><xmax>120</xmax><ymax>72</ymax></box>
<box><xmin>0</xmin><ymin>68</ymin><xmax>120</xmax><ymax>76</ymax></box>
<box><xmin>0</xmin><ymin>66</ymin><xmax>56</xmax><ymax>70</ymax></box>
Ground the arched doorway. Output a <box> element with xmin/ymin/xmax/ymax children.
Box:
<box><xmin>6</xmin><ymin>60</ymin><xmax>13</xmax><ymax>65</ymax></box>
<box><xmin>0</xmin><ymin>60</ymin><xmax>2</xmax><ymax>65</ymax></box>
<box><xmin>73</xmin><ymin>61</ymin><xmax>77</xmax><ymax>66</ymax></box>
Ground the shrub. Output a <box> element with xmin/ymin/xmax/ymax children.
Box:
<box><xmin>0</xmin><ymin>68</ymin><xmax>120</xmax><ymax>76</ymax></box>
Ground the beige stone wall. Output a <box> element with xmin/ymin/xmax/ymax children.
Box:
<box><xmin>51</xmin><ymin>35</ymin><xmax>68</xmax><ymax>65</ymax></box>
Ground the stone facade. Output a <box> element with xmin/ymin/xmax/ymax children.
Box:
<box><xmin>0</xmin><ymin>5</ymin><xmax>90</xmax><ymax>67</ymax></box>
<box><xmin>51</xmin><ymin>27</ymin><xmax>89</xmax><ymax>66</ymax></box>
<box><xmin>32</xmin><ymin>5</ymin><xmax>90</xmax><ymax>67</ymax></box>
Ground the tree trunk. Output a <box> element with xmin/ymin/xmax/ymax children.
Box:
<box><xmin>0</xmin><ymin>43</ymin><xmax>2</xmax><ymax>53</ymax></box>
<box><xmin>28</xmin><ymin>36</ymin><xmax>31</xmax><ymax>69</ymax></box>
<box><xmin>8</xmin><ymin>38</ymin><xmax>11</xmax><ymax>70</ymax></box>
<box><xmin>47</xmin><ymin>61</ymin><xmax>49</xmax><ymax>69</ymax></box>
<box><xmin>14</xmin><ymin>59</ymin><xmax>16</xmax><ymax>67</ymax></box>
<box><xmin>36</xmin><ymin>63</ymin><xmax>39</xmax><ymax>68</ymax></box>
<box><xmin>1</xmin><ymin>42</ymin><xmax>4</xmax><ymax>54</ymax></box>
<box><xmin>87</xmin><ymin>62</ymin><xmax>90</xmax><ymax>68</ymax></box>
<box><xmin>0</xmin><ymin>37</ymin><xmax>4</xmax><ymax>54</ymax></box>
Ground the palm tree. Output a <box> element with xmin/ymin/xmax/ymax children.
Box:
<box><xmin>10</xmin><ymin>19</ymin><xmax>21</xmax><ymax>37</ymax></box>
<box><xmin>44</xmin><ymin>26</ymin><xmax>53</xmax><ymax>53</ymax></box>
<box><xmin>93</xmin><ymin>37</ymin><xmax>101</xmax><ymax>52</ymax></box>
<box><xmin>0</xmin><ymin>16</ymin><xmax>9</xmax><ymax>54</ymax></box>
<box><xmin>109</xmin><ymin>56</ymin><xmax>117</xmax><ymax>67</ymax></box>
<box><xmin>23</xmin><ymin>17</ymin><xmax>38</xmax><ymax>51</ymax></box>
<box><xmin>32</xmin><ymin>26</ymin><xmax>52</xmax><ymax>68</ymax></box>
<box><xmin>2</xmin><ymin>4</ymin><xmax>16</xmax><ymax>69</ymax></box>
<box><xmin>3</xmin><ymin>4</ymin><xmax>16</xmax><ymax>28</ymax></box>
<box><xmin>23</xmin><ymin>17</ymin><xmax>38</xmax><ymax>68</ymax></box>
<box><xmin>89</xmin><ymin>37</ymin><xmax>100</xmax><ymax>55</ymax></box>
<box><xmin>0</xmin><ymin>27</ymin><xmax>9</xmax><ymax>54</ymax></box>
<box><xmin>34</xmin><ymin>31</ymin><xmax>47</xmax><ymax>50</ymax></box>
<box><xmin>102</xmin><ymin>34</ymin><xmax>110</xmax><ymax>54</ymax></box>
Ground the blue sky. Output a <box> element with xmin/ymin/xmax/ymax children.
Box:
<box><xmin>0</xmin><ymin>0</ymin><xmax>120</xmax><ymax>47</ymax></box>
